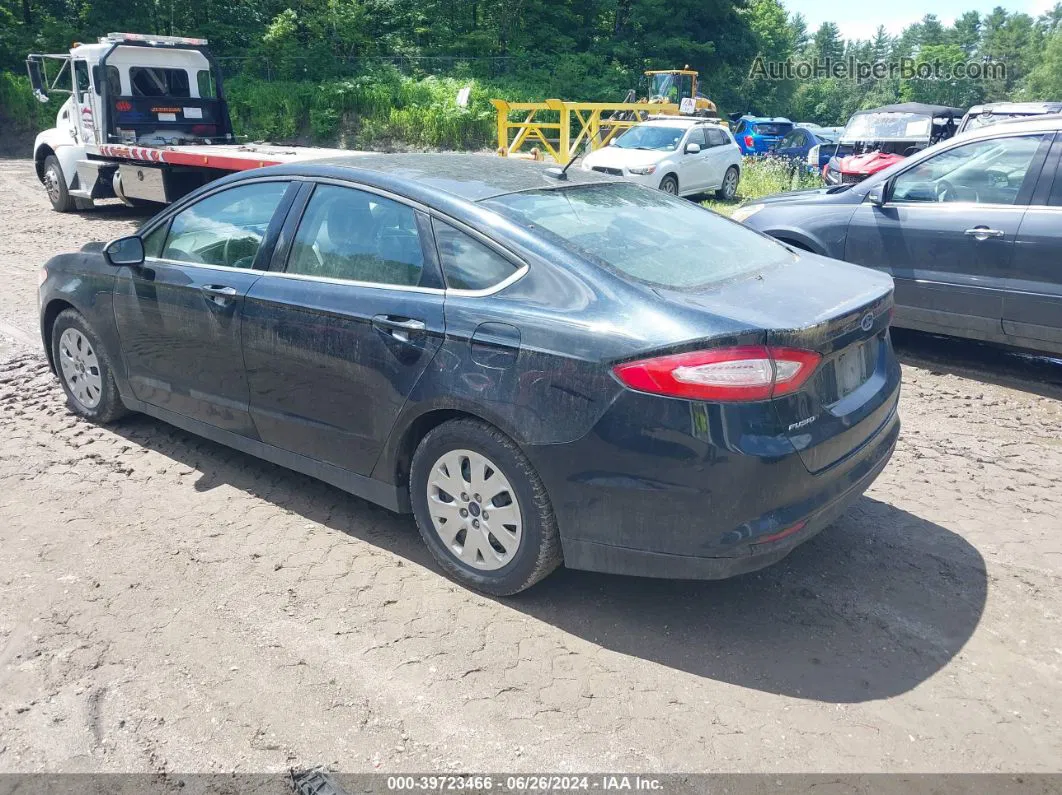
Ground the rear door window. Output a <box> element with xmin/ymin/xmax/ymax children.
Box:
<box><xmin>286</xmin><ymin>184</ymin><xmax>427</xmax><ymax>287</ymax></box>
<box><xmin>433</xmin><ymin>221</ymin><xmax>518</xmax><ymax>291</ymax></box>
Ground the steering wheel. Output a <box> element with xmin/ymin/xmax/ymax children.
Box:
<box><xmin>984</xmin><ymin>169</ymin><xmax>1010</xmax><ymax>188</ymax></box>
<box><xmin>936</xmin><ymin>180</ymin><xmax>979</xmax><ymax>203</ymax></box>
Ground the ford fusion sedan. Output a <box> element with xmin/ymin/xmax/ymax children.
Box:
<box><xmin>580</xmin><ymin>117</ymin><xmax>741</xmax><ymax>199</ymax></box>
<box><xmin>736</xmin><ymin>116</ymin><xmax>1062</xmax><ymax>357</ymax></box>
<box><xmin>39</xmin><ymin>154</ymin><xmax>899</xmax><ymax>595</ymax></box>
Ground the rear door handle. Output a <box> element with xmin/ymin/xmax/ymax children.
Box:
<box><xmin>200</xmin><ymin>284</ymin><xmax>238</xmax><ymax>307</ymax></box>
<box><xmin>964</xmin><ymin>226</ymin><xmax>1005</xmax><ymax>240</ymax></box>
<box><xmin>372</xmin><ymin>315</ymin><xmax>426</xmax><ymax>343</ymax></box>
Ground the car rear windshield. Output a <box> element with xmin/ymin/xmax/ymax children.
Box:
<box><xmin>483</xmin><ymin>183</ymin><xmax>792</xmax><ymax>289</ymax></box>
<box><xmin>753</xmin><ymin>123</ymin><xmax>792</xmax><ymax>136</ymax></box>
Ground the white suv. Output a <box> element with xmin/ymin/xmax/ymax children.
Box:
<box><xmin>581</xmin><ymin>118</ymin><xmax>742</xmax><ymax>199</ymax></box>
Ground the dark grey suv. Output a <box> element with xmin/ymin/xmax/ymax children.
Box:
<box><xmin>735</xmin><ymin>116</ymin><xmax>1062</xmax><ymax>357</ymax></box>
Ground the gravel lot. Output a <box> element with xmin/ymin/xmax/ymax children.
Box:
<box><xmin>1</xmin><ymin>156</ymin><xmax>1061</xmax><ymax>774</ymax></box>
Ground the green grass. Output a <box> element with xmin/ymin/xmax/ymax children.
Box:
<box><xmin>703</xmin><ymin>156</ymin><xmax>823</xmax><ymax>216</ymax></box>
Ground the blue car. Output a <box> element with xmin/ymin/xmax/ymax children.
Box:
<box><xmin>774</xmin><ymin>125</ymin><xmax>840</xmax><ymax>171</ymax></box>
<box><xmin>38</xmin><ymin>154</ymin><xmax>899</xmax><ymax>595</ymax></box>
<box><xmin>733</xmin><ymin>116</ymin><xmax>795</xmax><ymax>155</ymax></box>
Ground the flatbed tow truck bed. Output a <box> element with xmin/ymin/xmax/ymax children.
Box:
<box><xmin>95</xmin><ymin>142</ymin><xmax>361</xmax><ymax>172</ymax></box>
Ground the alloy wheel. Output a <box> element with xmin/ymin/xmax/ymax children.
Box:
<box><xmin>58</xmin><ymin>327</ymin><xmax>103</xmax><ymax>409</ymax></box>
<box><xmin>426</xmin><ymin>449</ymin><xmax>523</xmax><ymax>570</ymax></box>
<box><xmin>723</xmin><ymin>169</ymin><xmax>738</xmax><ymax>199</ymax></box>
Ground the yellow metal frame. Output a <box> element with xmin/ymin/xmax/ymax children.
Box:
<box><xmin>491</xmin><ymin>98</ymin><xmax>681</xmax><ymax>163</ymax></box>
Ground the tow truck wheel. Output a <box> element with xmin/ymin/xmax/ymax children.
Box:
<box><xmin>42</xmin><ymin>156</ymin><xmax>77</xmax><ymax>213</ymax></box>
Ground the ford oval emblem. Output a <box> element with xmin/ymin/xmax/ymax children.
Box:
<box><xmin>860</xmin><ymin>312</ymin><xmax>874</xmax><ymax>333</ymax></box>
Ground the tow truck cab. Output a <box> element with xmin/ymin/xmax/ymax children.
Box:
<box><xmin>27</xmin><ymin>33</ymin><xmax>235</xmax><ymax>207</ymax></box>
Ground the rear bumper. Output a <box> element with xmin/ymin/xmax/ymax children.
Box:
<box><xmin>526</xmin><ymin>382</ymin><xmax>900</xmax><ymax>579</ymax></box>
<box><xmin>559</xmin><ymin>418</ymin><xmax>896</xmax><ymax>578</ymax></box>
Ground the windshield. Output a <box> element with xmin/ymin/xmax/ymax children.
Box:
<box><xmin>483</xmin><ymin>183</ymin><xmax>792</xmax><ymax>290</ymax></box>
<box><xmin>647</xmin><ymin>73</ymin><xmax>693</xmax><ymax>103</ymax></box>
<box><xmin>614</xmin><ymin>125</ymin><xmax>686</xmax><ymax>151</ymax></box>
<box><xmin>842</xmin><ymin>112</ymin><xmax>933</xmax><ymax>142</ymax></box>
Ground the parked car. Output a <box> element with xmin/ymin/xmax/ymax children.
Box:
<box><xmin>773</xmin><ymin>125</ymin><xmax>840</xmax><ymax>170</ymax></box>
<box><xmin>581</xmin><ymin>117</ymin><xmax>741</xmax><ymax>198</ymax></box>
<box><xmin>735</xmin><ymin>116</ymin><xmax>1062</xmax><ymax>356</ymax></box>
<box><xmin>822</xmin><ymin>103</ymin><xmax>962</xmax><ymax>185</ymax></box>
<box><xmin>957</xmin><ymin>102</ymin><xmax>1062</xmax><ymax>134</ymax></box>
<box><xmin>40</xmin><ymin>154</ymin><xmax>900</xmax><ymax>595</ymax></box>
<box><xmin>733</xmin><ymin>116</ymin><xmax>795</xmax><ymax>155</ymax></box>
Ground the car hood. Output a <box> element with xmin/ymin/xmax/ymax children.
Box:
<box><xmin>583</xmin><ymin>147</ymin><xmax>670</xmax><ymax>169</ymax></box>
<box><xmin>753</xmin><ymin>185</ymin><xmax>860</xmax><ymax>207</ymax></box>
<box><xmin>833</xmin><ymin>151</ymin><xmax>906</xmax><ymax>175</ymax></box>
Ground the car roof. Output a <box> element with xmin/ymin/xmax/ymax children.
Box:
<box><xmin>639</xmin><ymin>116</ymin><xmax>708</xmax><ymax>127</ymax></box>
<box><xmin>955</xmin><ymin>113</ymin><xmax>1062</xmax><ymax>138</ymax></box>
<box><xmin>741</xmin><ymin>116</ymin><xmax>792</xmax><ymax>123</ymax></box>
<box><xmin>966</xmin><ymin>101</ymin><xmax>1062</xmax><ymax>114</ymax></box>
<box><xmin>298</xmin><ymin>152</ymin><xmax>620</xmax><ymax>202</ymax></box>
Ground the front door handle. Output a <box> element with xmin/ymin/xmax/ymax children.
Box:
<box><xmin>964</xmin><ymin>226</ymin><xmax>1005</xmax><ymax>241</ymax></box>
<box><xmin>372</xmin><ymin>315</ymin><xmax>426</xmax><ymax>343</ymax></box>
<box><xmin>200</xmin><ymin>284</ymin><xmax>238</xmax><ymax>307</ymax></box>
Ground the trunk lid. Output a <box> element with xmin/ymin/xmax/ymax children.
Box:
<box><xmin>654</xmin><ymin>253</ymin><xmax>898</xmax><ymax>473</ymax></box>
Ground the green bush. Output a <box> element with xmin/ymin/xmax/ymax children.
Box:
<box><xmin>704</xmin><ymin>156</ymin><xmax>824</xmax><ymax>215</ymax></box>
<box><xmin>0</xmin><ymin>72</ymin><xmax>51</xmax><ymax>131</ymax></box>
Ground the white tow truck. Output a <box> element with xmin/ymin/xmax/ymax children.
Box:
<box><xmin>26</xmin><ymin>32</ymin><xmax>353</xmax><ymax>212</ymax></box>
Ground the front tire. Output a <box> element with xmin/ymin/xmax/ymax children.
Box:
<box><xmin>42</xmin><ymin>155</ymin><xmax>76</xmax><ymax>213</ymax></box>
<box><xmin>409</xmin><ymin>419</ymin><xmax>562</xmax><ymax>596</ymax></box>
<box><xmin>51</xmin><ymin>309</ymin><xmax>128</xmax><ymax>423</ymax></box>
<box><xmin>717</xmin><ymin>166</ymin><xmax>739</xmax><ymax>200</ymax></box>
<box><xmin>659</xmin><ymin>174</ymin><xmax>679</xmax><ymax>195</ymax></box>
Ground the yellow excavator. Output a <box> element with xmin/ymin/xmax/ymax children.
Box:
<box><xmin>640</xmin><ymin>67</ymin><xmax>721</xmax><ymax>118</ymax></box>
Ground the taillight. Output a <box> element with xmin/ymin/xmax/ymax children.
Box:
<box><xmin>744</xmin><ymin>135</ymin><xmax>755</xmax><ymax>148</ymax></box>
<box><xmin>612</xmin><ymin>346</ymin><xmax>821</xmax><ymax>402</ymax></box>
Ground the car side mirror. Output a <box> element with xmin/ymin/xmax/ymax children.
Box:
<box><xmin>104</xmin><ymin>235</ymin><xmax>145</xmax><ymax>266</ymax></box>
<box><xmin>607</xmin><ymin>138</ymin><xmax>616</xmax><ymax>146</ymax></box>
<box><xmin>865</xmin><ymin>183</ymin><xmax>886</xmax><ymax>206</ymax></box>
<box><xmin>685</xmin><ymin>142</ymin><xmax>701</xmax><ymax>154</ymax></box>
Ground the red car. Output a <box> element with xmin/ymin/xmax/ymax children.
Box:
<box><xmin>821</xmin><ymin>103</ymin><xmax>962</xmax><ymax>185</ymax></box>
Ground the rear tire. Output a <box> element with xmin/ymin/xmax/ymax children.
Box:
<box><xmin>51</xmin><ymin>309</ymin><xmax>129</xmax><ymax>424</ymax></box>
<box><xmin>409</xmin><ymin>419</ymin><xmax>562</xmax><ymax>596</ymax></box>
<box><xmin>659</xmin><ymin>174</ymin><xmax>679</xmax><ymax>195</ymax></box>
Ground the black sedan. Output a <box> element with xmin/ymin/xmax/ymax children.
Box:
<box><xmin>39</xmin><ymin>154</ymin><xmax>900</xmax><ymax>595</ymax></box>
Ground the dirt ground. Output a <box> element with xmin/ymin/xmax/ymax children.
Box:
<box><xmin>1</xmin><ymin>156</ymin><xmax>1061</xmax><ymax>775</ymax></box>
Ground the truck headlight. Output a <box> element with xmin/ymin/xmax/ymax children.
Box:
<box><xmin>628</xmin><ymin>165</ymin><xmax>657</xmax><ymax>175</ymax></box>
<box><xmin>731</xmin><ymin>203</ymin><xmax>764</xmax><ymax>223</ymax></box>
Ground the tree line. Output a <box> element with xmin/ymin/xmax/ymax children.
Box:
<box><xmin>2</xmin><ymin>0</ymin><xmax>1061</xmax><ymax>125</ymax></box>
